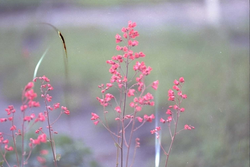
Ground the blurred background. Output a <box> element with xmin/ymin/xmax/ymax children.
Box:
<box><xmin>0</xmin><ymin>0</ymin><xmax>249</xmax><ymax>167</ymax></box>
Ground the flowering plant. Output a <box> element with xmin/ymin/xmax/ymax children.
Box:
<box><xmin>0</xmin><ymin>76</ymin><xmax>70</xmax><ymax>167</ymax></box>
<box><xmin>152</xmin><ymin>77</ymin><xmax>195</xmax><ymax>167</ymax></box>
<box><xmin>91</xmin><ymin>21</ymin><xmax>194</xmax><ymax>167</ymax></box>
<box><xmin>0</xmin><ymin>21</ymin><xmax>194</xmax><ymax>167</ymax></box>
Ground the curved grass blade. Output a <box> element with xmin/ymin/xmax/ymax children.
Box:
<box><xmin>39</xmin><ymin>22</ymin><xmax>67</xmax><ymax>60</ymax></box>
<box><xmin>39</xmin><ymin>23</ymin><xmax>69</xmax><ymax>79</ymax></box>
<box><xmin>33</xmin><ymin>23</ymin><xmax>70</xmax><ymax>109</ymax></box>
<box><xmin>33</xmin><ymin>23</ymin><xmax>68</xmax><ymax>79</ymax></box>
<box><xmin>33</xmin><ymin>46</ymin><xmax>50</xmax><ymax>79</ymax></box>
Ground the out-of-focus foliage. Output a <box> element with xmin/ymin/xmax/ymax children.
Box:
<box><xmin>3</xmin><ymin>134</ymin><xmax>100</xmax><ymax>167</ymax></box>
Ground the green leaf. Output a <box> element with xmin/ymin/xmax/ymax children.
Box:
<box><xmin>33</xmin><ymin>46</ymin><xmax>50</xmax><ymax>79</ymax></box>
<box><xmin>114</xmin><ymin>143</ymin><xmax>121</xmax><ymax>148</ymax></box>
<box><xmin>56</xmin><ymin>154</ymin><xmax>61</xmax><ymax>161</ymax></box>
<box><xmin>33</xmin><ymin>23</ymin><xmax>68</xmax><ymax>79</ymax></box>
<box><xmin>0</xmin><ymin>160</ymin><xmax>4</xmax><ymax>166</ymax></box>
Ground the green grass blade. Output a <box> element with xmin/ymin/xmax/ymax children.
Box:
<box><xmin>39</xmin><ymin>22</ymin><xmax>68</xmax><ymax>60</ymax></box>
<box><xmin>33</xmin><ymin>46</ymin><xmax>50</xmax><ymax>79</ymax></box>
<box><xmin>33</xmin><ymin>23</ymin><xmax>68</xmax><ymax>80</ymax></box>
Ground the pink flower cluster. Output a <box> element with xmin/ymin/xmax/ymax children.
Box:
<box><xmin>184</xmin><ymin>124</ymin><xmax>195</xmax><ymax>130</ymax></box>
<box><xmin>151</xmin><ymin>77</ymin><xmax>194</xmax><ymax>135</ymax></box>
<box><xmin>36</xmin><ymin>149</ymin><xmax>48</xmax><ymax>165</ymax></box>
<box><xmin>161</xmin><ymin>77</ymin><xmax>189</xmax><ymax>125</ymax></box>
<box><xmin>91</xmin><ymin>113</ymin><xmax>100</xmax><ymax>125</ymax></box>
<box><xmin>150</xmin><ymin>126</ymin><xmax>161</xmax><ymax>139</ymax></box>
<box><xmin>167</xmin><ymin>77</ymin><xmax>186</xmax><ymax>101</ymax></box>
<box><xmin>29</xmin><ymin>133</ymin><xmax>47</xmax><ymax>146</ymax></box>
<box><xmin>0</xmin><ymin>76</ymin><xmax>70</xmax><ymax>155</ymax></box>
<box><xmin>130</xmin><ymin>92</ymin><xmax>155</xmax><ymax>112</ymax></box>
<box><xmin>92</xmin><ymin>21</ymin><xmax>158</xmax><ymax>126</ymax></box>
<box><xmin>0</xmin><ymin>133</ymin><xmax>13</xmax><ymax>151</ymax></box>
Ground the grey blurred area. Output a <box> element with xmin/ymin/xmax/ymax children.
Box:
<box><xmin>0</xmin><ymin>0</ymin><xmax>248</xmax><ymax>29</ymax></box>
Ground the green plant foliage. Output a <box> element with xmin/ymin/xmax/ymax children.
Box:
<box><xmin>3</xmin><ymin>134</ymin><xmax>99</xmax><ymax>167</ymax></box>
<box><xmin>0</xmin><ymin>160</ymin><xmax>4</xmax><ymax>166</ymax></box>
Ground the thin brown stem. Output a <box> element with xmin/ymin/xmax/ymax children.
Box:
<box><xmin>12</xmin><ymin>131</ymin><xmax>19</xmax><ymax>167</ymax></box>
<box><xmin>47</xmin><ymin>112</ymin><xmax>57</xmax><ymax>167</ymax></box>
<box><xmin>44</xmin><ymin>100</ymin><xmax>57</xmax><ymax>167</ymax></box>
<box><xmin>125</xmin><ymin>111</ymin><xmax>137</xmax><ymax>167</ymax></box>
<box><xmin>24</xmin><ymin>146</ymin><xmax>34</xmax><ymax>165</ymax></box>
<box><xmin>21</xmin><ymin>105</ymin><xmax>25</xmax><ymax>167</ymax></box>
<box><xmin>50</xmin><ymin>112</ymin><xmax>63</xmax><ymax>126</ymax></box>
<box><xmin>160</xmin><ymin>142</ymin><xmax>167</xmax><ymax>155</ymax></box>
<box><xmin>0</xmin><ymin>148</ymin><xmax>11</xmax><ymax>167</ymax></box>
<box><xmin>129</xmin><ymin>145</ymin><xmax>138</xmax><ymax>167</ymax></box>
<box><xmin>121</xmin><ymin>119</ymin><xmax>133</xmax><ymax>148</ymax></box>
<box><xmin>100</xmin><ymin>121</ymin><xmax>121</xmax><ymax>139</ymax></box>
<box><xmin>168</xmin><ymin>123</ymin><xmax>173</xmax><ymax>138</ymax></box>
<box><xmin>116</xmin><ymin>72</ymin><xmax>124</xmax><ymax>167</ymax></box>
<box><xmin>121</xmin><ymin>71</ymin><xmax>128</xmax><ymax>167</ymax></box>
<box><xmin>165</xmin><ymin>110</ymin><xmax>180</xmax><ymax>167</ymax></box>
<box><xmin>123</xmin><ymin>119</ymin><xmax>133</xmax><ymax>132</ymax></box>
<box><xmin>121</xmin><ymin>35</ymin><xmax>130</xmax><ymax>167</ymax></box>
<box><xmin>133</xmin><ymin>120</ymin><xmax>146</xmax><ymax>132</ymax></box>
<box><xmin>10</xmin><ymin>113</ymin><xmax>20</xmax><ymax>167</ymax></box>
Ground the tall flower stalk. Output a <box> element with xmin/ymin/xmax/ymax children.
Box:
<box><xmin>151</xmin><ymin>77</ymin><xmax>195</xmax><ymax>167</ymax></box>
<box><xmin>91</xmin><ymin>21</ymin><xmax>158</xmax><ymax>167</ymax></box>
